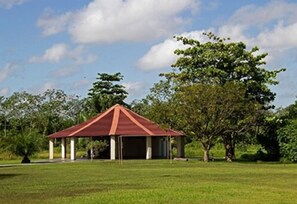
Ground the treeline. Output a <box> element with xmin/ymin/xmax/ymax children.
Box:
<box><xmin>0</xmin><ymin>73</ymin><xmax>128</xmax><ymax>162</ymax></box>
<box><xmin>1</xmin><ymin>32</ymin><xmax>296</xmax><ymax>163</ymax></box>
<box><xmin>130</xmin><ymin>33</ymin><xmax>296</xmax><ymax>162</ymax></box>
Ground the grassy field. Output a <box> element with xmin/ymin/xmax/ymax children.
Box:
<box><xmin>0</xmin><ymin>160</ymin><xmax>296</xmax><ymax>204</ymax></box>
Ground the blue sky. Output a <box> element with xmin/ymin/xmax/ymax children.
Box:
<box><xmin>0</xmin><ymin>0</ymin><xmax>297</xmax><ymax>108</ymax></box>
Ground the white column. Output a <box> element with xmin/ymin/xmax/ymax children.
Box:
<box><xmin>61</xmin><ymin>138</ymin><xmax>66</xmax><ymax>160</ymax></box>
<box><xmin>146</xmin><ymin>136</ymin><xmax>152</xmax><ymax>159</ymax></box>
<box><xmin>177</xmin><ymin>136</ymin><xmax>185</xmax><ymax>158</ymax></box>
<box><xmin>49</xmin><ymin>139</ymin><xmax>54</xmax><ymax>160</ymax></box>
<box><xmin>110</xmin><ymin>136</ymin><xmax>116</xmax><ymax>160</ymax></box>
<box><xmin>70</xmin><ymin>137</ymin><xmax>76</xmax><ymax>160</ymax></box>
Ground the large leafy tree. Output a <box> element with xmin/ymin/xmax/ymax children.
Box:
<box><xmin>174</xmin><ymin>82</ymin><xmax>259</xmax><ymax>161</ymax></box>
<box><xmin>88</xmin><ymin>72</ymin><xmax>128</xmax><ymax>113</ymax></box>
<box><xmin>163</xmin><ymin>32</ymin><xmax>284</xmax><ymax>161</ymax></box>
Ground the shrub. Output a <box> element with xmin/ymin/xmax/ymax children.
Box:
<box><xmin>86</xmin><ymin>140</ymin><xmax>109</xmax><ymax>159</ymax></box>
<box><xmin>277</xmin><ymin>119</ymin><xmax>297</xmax><ymax>162</ymax></box>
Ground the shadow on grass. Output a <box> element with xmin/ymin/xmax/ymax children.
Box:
<box><xmin>0</xmin><ymin>174</ymin><xmax>22</xmax><ymax>180</ymax></box>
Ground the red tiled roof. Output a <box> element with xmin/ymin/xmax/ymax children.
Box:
<box><xmin>48</xmin><ymin>104</ymin><xmax>183</xmax><ymax>138</ymax></box>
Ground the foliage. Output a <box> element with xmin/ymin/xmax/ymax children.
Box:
<box><xmin>174</xmin><ymin>82</ymin><xmax>259</xmax><ymax>161</ymax></box>
<box><xmin>277</xmin><ymin>119</ymin><xmax>297</xmax><ymax>162</ymax></box>
<box><xmin>88</xmin><ymin>72</ymin><xmax>128</xmax><ymax>113</ymax></box>
<box><xmin>165</xmin><ymin>32</ymin><xmax>285</xmax><ymax>106</ymax></box>
<box><xmin>256</xmin><ymin>114</ymin><xmax>283</xmax><ymax>161</ymax></box>
<box><xmin>86</xmin><ymin>140</ymin><xmax>109</xmax><ymax>159</ymax></box>
<box><xmin>160</xmin><ymin>32</ymin><xmax>284</xmax><ymax>161</ymax></box>
<box><xmin>5</xmin><ymin>130</ymin><xmax>44</xmax><ymax>163</ymax></box>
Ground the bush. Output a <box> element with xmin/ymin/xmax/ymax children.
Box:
<box><xmin>277</xmin><ymin>120</ymin><xmax>297</xmax><ymax>162</ymax></box>
<box><xmin>86</xmin><ymin>140</ymin><xmax>109</xmax><ymax>159</ymax></box>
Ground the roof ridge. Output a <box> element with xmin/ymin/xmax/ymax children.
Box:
<box><xmin>68</xmin><ymin>106</ymin><xmax>115</xmax><ymax>136</ymax></box>
<box><xmin>109</xmin><ymin>105</ymin><xmax>120</xmax><ymax>135</ymax></box>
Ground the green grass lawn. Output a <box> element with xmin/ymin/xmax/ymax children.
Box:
<box><xmin>0</xmin><ymin>160</ymin><xmax>296</xmax><ymax>204</ymax></box>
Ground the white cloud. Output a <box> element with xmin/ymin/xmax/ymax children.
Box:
<box><xmin>0</xmin><ymin>87</ymin><xmax>10</xmax><ymax>96</ymax></box>
<box><xmin>138</xmin><ymin>31</ymin><xmax>206</xmax><ymax>70</ymax></box>
<box><xmin>228</xmin><ymin>1</ymin><xmax>297</xmax><ymax>27</ymax></box>
<box><xmin>122</xmin><ymin>81</ymin><xmax>147</xmax><ymax>101</ymax></box>
<box><xmin>37</xmin><ymin>10</ymin><xmax>73</xmax><ymax>36</ymax></box>
<box><xmin>37</xmin><ymin>0</ymin><xmax>199</xmax><ymax>44</ymax></box>
<box><xmin>29</xmin><ymin>44</ymin><xmax>97</xmax><ymax>64</ymax></box>
<box><xmin>138</xmin><ymin>1</ymin><xmax>297</xmax><ymax>70</ymax></box>
<box><xmin>0</xmin><ymin>0</ymin><xmax>28</xmax><ymax>9</ymax></box>
<box><xmin>0</xmin><ymin>63</ymin><xmax>18</xmax><ymax>82</ymax></box>
<box><xmin>138</xmin><ymin>39</ymin><xmax>182</xmax><ymax>70</ymax></box>
<box><xmin>123</xmin><ymin>81</ymin><xmax>146</xmax><ymax>93</ymax></box>
<box><xmin>256</xmin><ymin>22</ymin><xmax>297</xmax><ymax>51</ymax></box>
<box><xmin>29</xmin><ymin>43</ymin><xmax>67</xmax><ymax>63</ymax></box>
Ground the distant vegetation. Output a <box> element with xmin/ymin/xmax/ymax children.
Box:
<box><xmin>1</xmin><ymin>33</ymin><xmax>296</xmax><ymax>163</ymax></box>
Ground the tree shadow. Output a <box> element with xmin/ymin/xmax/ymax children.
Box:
<box><xmin>0</xmin><ymin>174</ymin><xmax>22</xmax><ymax>180</ymax></box>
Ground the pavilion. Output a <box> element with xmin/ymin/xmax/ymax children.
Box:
<box><xmin>48</xmin><ymin>104</ymin><xmax>185</xmax><ymax>160</ymax></box>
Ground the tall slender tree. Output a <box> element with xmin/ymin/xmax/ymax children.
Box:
<box><xmin>88</xmin><ymin>72</ymin><xmax>128</xmax><ymax>113</ymax></box>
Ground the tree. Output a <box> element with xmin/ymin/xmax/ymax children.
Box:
<box><xmin>174</xmin><ymin>82</ymin><xmax>257</xmax><ymax>161</ymax></box>
<box><xmin>88</xmin><ymin>72</ymin><xmax>128</xmax><ymax>113</ymax></box>
<box><xmin>277</xmin><ymin>119</ymin><xmax>297</xmax><ymax>162</ymax></box>
<box><xmin>256</xmin><ymin>112</ymin><xmax>285</xmax><ymax>161</ymax></box>
<box><xmin>5</xmin><ymin>130</ymin><xmax>44</xmax><ymax>163</ymax></box>
<box><xmin>276</xmin><ymin>99</ymin><xmax>297</xmax><ymax>162</ymax></box>
<box><xmin>163</xmin><ymin>32</ymin><xmax>284</xmax><ymax>161</ymax></box>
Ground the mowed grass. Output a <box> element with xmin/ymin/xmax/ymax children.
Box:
<box><xmin>0</xmin><ymin>160</ymin><xmax>296</xmax><ymax>204</ymax></box>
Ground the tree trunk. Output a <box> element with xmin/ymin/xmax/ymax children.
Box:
<box><xmin>203</xmin><ymin>149</ymin><xmax>209</xmax><ymax>162</ymax></box>
<box><xmin>21</xmin><ymin>155</ymin><xmax>31</xmax><ymax>163</ymax></box>
<box><xmin>225</xmin><ymin>145</ymin><xmax>234</xmax><ymax>162</ymax></box>
<box><xmin>224</xmin><ymin>134</ymin><xmax>236</xmax><ymax>162</ymax></box>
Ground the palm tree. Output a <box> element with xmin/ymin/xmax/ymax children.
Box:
<box><xmin>6</xmin><ymin>130</ymin><xmax>44</xmax><ymax>163</ymax></box>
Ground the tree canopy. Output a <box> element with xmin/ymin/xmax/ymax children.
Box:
<box><xmin>88</xmin><ymin>72</ymin><xmax>128</xmax><ymax>113</ymax></box>
<box><xmin>159</xmin><ymin>32</ymin><xmax>285</xmax><ymax>161</ymax></box>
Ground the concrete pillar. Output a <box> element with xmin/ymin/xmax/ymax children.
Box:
<box><xmin>177</xmin><ymin>136</ymin><xmax>185</xmax><ymax>158</ymax></box>
<box><xmin>61</xmin><ymin>138</ymin><xmax>66</xmax><ymax>160</ymax></box>
<box><xmin>146</xmin><ymin>136</ymin><xmax>152</xmax><ymax>159</ymax></box>
<box><xmin>70</xmin><ymin>137</ymin><xmax>76</xmax><ymax>160</ymax></box>
<box><xmin>49</xmin><ymin>139</ymin><xmax>54</xmax><ymax>160</ymax></box>
<box><xmin>110</xmin><ymin>136</ymin><xmax>116</xmax><ymax>160</ymax></box>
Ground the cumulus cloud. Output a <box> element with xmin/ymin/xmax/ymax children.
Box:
<box><xmin>29</xmin><ymin>44</ymin><xmax>97</xmax><ymax>64</ymax></box>
<box><xmin>138</xmin><ymin>31</ymin><xmax>206</xmax><ymax>70</ymax></box>
<box><xmin>0</xmin><ymin>63</ymin><xmax>18</xmax><ymax>82</ymax></box>
<box><xmin>0</xmin><ymin>87</ymin><xmax>10</xmax><ymax>96</ymax></box>
<box><xmin>37</xmin><ymin>9</ymin><xmax>73</xmax><ymax>36</ymax></box>
<box><xmin>137</xmin><ymin>39</ymin><xmax>182</xmax><ymax>70</ymax></box>
<box><xmin>139</xmin><ymin>1</ymin><xmax>297</xmax><ymax>70</ymax></box>
<box><xmin>0</xmin><ymin>0</ymin><xmax>28</xmax><ymax>9</ymax></box>
<box><xmin>37</xmin><ymin>0</ymin><xmax>199</xmax><ymax>43</ymax></box>
<box><xmin>228</xmin><ymin>1</ymin><xmax>297</xmax><ymax>27</ymax></box>
<box><xmin>122</xmin><ymin>81</ymin><xmax>146</xmax><ymax>93</ymax></box>
<box><xmin>29</xmin><ymin>43</ymin><xmax>67</xmax><ymax>63</ymax></box>
<box><xmin>218</xmin><ymin>1</ymin><xmax>297</xmax><ymax>52</ymax></box>
<box><xmin>257</xmin><ymin>22</ymin><xmax>297</xmax><ymax>51</ymax></box>
<box><xmin>122</xmin><ymin>81</ymin><xmax>147</xmax><ymax>101</ymax></box>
